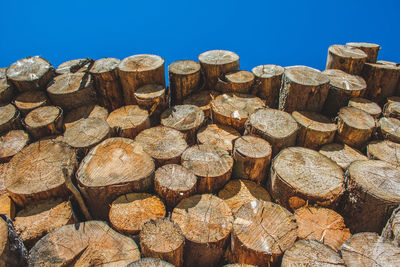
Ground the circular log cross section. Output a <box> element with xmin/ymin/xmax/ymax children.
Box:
<box><xmin>348</xmin><ymin>97</ymin><xmax>382</xmax><ymax>118</ymax></box>
<box><xmin>107</xmin><ymin>105</ymin><xmax>150</xmax><ymax>139</ymax></box>
<box><xmin>183</xmin><ymin>90</ymin><xmax>220</xmax><ymax>118</ymax></box>
<box><xmin>24</xmin><ymin>106</ymin><xmax>63</xmax><ymax>140</ymax></box>
<box><xmin>319</xmin><ymin>143</ymin><xmax>367</xmax><ymax>170</ymax></box>
<box><xmin>0</xmin><ymin>130</ymin><xmax>29</xmax><ymax>163</ymax></box>
<box><xmin>64</xmin><ymin>104</ymin><xmax>108</xmax><ymax>130</ymax></box>
<box><xmin>252</xmin><ymin>64</ymin><xmax>284</xmax><ymax>108</ymax></box>
<box><xmin>197</xmin><ymin>124</ymin><xmax>240</xmax><ymax>152</ymax></box>
<box><xmin>384</xmin><ymin>102</ymin><xmax>400</xmax><ymax>119</ymax></box>
<box><xmin>326</xmin><ymin>45</ymin><xmax>367</xmax><ymax>75</ymax></box>
<box><xmin>128</xmin><ymin>258</ymin><xmax>175</xmax><ymax>267</ymax></box>
<box><xmin>217</xmin><ymin>70</ymin><xmax>254</xmax><ymax>94</ymax></box>
<box><xmin>168</xmin><ymin>60</ymin><xmax>201</xmax><ymax>104</ymax></box>
<box><xmin>134</xmin><ymin>84</ymin><xmax>166</xmax><ymax>109</ymax></box>
<box><xmin>0</xmin><ymin>104</ymin><xmax>21</xmax><ymax>134</ymax></box>
<box><xmin>14</xmin><ymin>90</ymin><xmax>49</xmax><ymax>116</ymax></box>
<box><xmin>346</xmin><ymin>42</ymin><xmax>381</xmax><ymax>63</ymax></box>
<box><xmin>55</xmin><ymin>58</ymin><xmax>93</xmax><ymax>75</ymax></box>
<box><xmin>367</xmin><ymin>140</ymin><xmax>400</xmax><ymax>167</ymax></box>
<box><xmin>379</xmin><ymin>117</ymin><xmax>400</xmax><ymax>143</ymax></box>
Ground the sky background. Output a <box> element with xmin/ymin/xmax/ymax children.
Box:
<box><xmin>1</xmin><ymin>0</ymin><xmax>399</xmax><ymax>81</ymax></box>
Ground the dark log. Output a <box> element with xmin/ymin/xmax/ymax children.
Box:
<box><xmin>168</xmin><ymin>60</ymin><xmax>201</xmax><ymax>104</ymax></box>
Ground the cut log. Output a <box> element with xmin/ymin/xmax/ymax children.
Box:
<box><xmin>342</xmin><ymin>160</ymin><xmax>400</xmax><ymax>233</ymax></box>
<box><xmin>107</xmin><ymin>105</ymin><xmax>150</xmax><ymax>139</ymax></box>
<box><xmin>197</xmin><ymin>124</ymin><xmax>240</xmax><ymax>152</ymax></box>
<box><xmin>319</xmin><ymin>143</ymin><xmax>367</xmax><ymax>170</ymax></box>
<box><xmin>172</xmin><ymin>194</ymin><xmax>233</xmax><ymax>267</ymax></box>
<box><xmin>0</xmin><ymin>68</ymin><xmax>6</xmax><ymax>80</ymax></box>
<box><xmin>28</xmin><ymin>220</ymin><xmax>141</xmax><ymax>266</ymax></box>
<box><xmin>322</xmin><ymin>69</ymin><xmax>366</xmax><ymax>117</ymax></box>
<box><xmin>46</xmin><ymin>72</ymin><xmax>97</xmax><ymax>111</ymax></box>
<box><xmin>14</xmin><ymin>90</ymin><xmax>49</xmax><ymax>116</ymax></box>
<box><xmin>294</xmin><ymin>206</ymin><xmax>351</xmax><ymax>251</ymax></box>
<box><xmin>134</xmin><ymin>84</ymin><xmax>167</xmax><ymax>124</ymax></box>
<box><xmin>183</xmin><ymin>90</ymin><xmax>220</xmax><ymax>118</ymax></box>
<box><xmin>0</xmin><ymin>217</ymin><xmax>22</xmax><ymax>266</ymax></box>
<box><xmin>211</xmin><ymin>93</ymin><xmax>265</xmax><ymax>132</ymax></box>
<box><xmin>0</xmin><ymin>76</ymin><xmax>14</xmax><ymax>105</ymax></box>
<box><xmin>326</xmin><ymin>45</ymin><xmax>367</xmax><ymax>75</ymax></box>
<box><xmin>367</xmin><ymin>140</ymin><xmax>400</xmax><ymax>167</ymax></box>
<box><xmin>168</xmin><ymin>60</ymin><xmax>201</xmax><ymax>104</ymax></box>
<box><xmin>6</xmin><ymin>56</ymin><xmax>54</xmax><ymax>92</ymax></box>
<box><xmin>384</xmin><ymin>102</ymin><xmax>400</xmax><ymax>119</ymax></box>
<box><xmin>0</xmin><ymin>130</ymin><xmax>29</xmax><ymax>163</ymax></box>
<box><xmin>269</xmin><ymin>147</ymin><xmax>344</xmax><ymax>211</ymax></box>
<box><xmin>341</xmin><ymin>232</ymin><xmax>400</xmax><ymax>266</ymax></box>
<box><xmin>55</xmin><ymin>58</ymin><xmax>93</xmax><ymax>75</ymax></box>
<box><xmin>382</xmin><ymin>206</ymin><xmax>400</xmax><ymax>246</ymax></box>
<box><xmin>292</xmin><ymin>111</ymin><xmax>337</xmax><ymax>149</ymax></box>
<box><xmin>388</xmin><ymin>95</ymin><xmax>400</xmax><ymax>104</ymax></box>
<box><xmin>13</xmin><ymin>198</ymin><xmax>75</xmax><ymax>248</ymax></box>
<box><xmin>90</xmin><ymin>57</ymin><xmax>124</xmax><ymax>111</ymax></box>
<box><xmin>246</xmin><ymin>108</ymin><xmax>298</xmax><ymax>156</ymax></box>
<box><xmin>231</xmin><ymin>200</ymin><xmax>297</xmax><ymax>267</ymax></box>
<box><xmin>198</xmin><ymin>50</ymin><xmax>240</xmax><ymax>89</ymax></box>
<box><xmin>160</xmin><ymin>105</ymin><xmax>205</xmax><ymax>145</ymax></box>
<box><xmin>76</xmin><ymin>137</ymin><xmax>155</xmax><ymax>219</ymax></box>
<box><xmin>279</xmin><ymin>66</ymin><xmax>330</xmax><ymax>113</ymax></box>
<box><xmin>118</xmin><ymin>54</ymin><xmax>165</xmax><ymax>105</ymax></box>
<box><xmin>140</xmin><ymin>218</ymin><xmax>184</xmax><ymax>267</ymax></box>
<box><xmin>64</xmin><ymin>104</ymin><xmax>108</xmax><ymax>130</ymax></box>
<box><xmin>24</xmin><ymin>106</ymin><xmax>63</xmax><ymax>140</ymax></box>
<box><xmin>109</xmin><ymin>193</ymin><xmax>166</xmax><ymax>235</ymax></box>
<box><xmin>232</xmin><ymin>135</ymin><xmax>271</xmax><ymax>183</ymax></box>
<box><xmin>217</xmin><ymin>179</ymin><xmax>271</xmax><ymax>214</ymax></box>
<box><xmin>281</xmin><ymin>239</ymin><xmax>345</xmax><ymax>267</ymax></box>
<box><xmin>181</xmin><ymin>144</ymin><xmax>233</xmax><ymax>193</ymax></box>
<box><xmin>5</xmin><ymin>139</ymin><xmax>77</xmax><ymax>207</ymax></box>
<box><xmin>348</xmin><ymin>97</ymin><xmax>382</xmax><ymax>118</ymax></box>
<box><xmin>0</xmin><ymin>104</ymin><xmax>21</xmax><ymax>134</ymax></box>
<box><xmin>336</xmin><ymin>106</ymin><xmax>375</xmax><ymax>148</ymax></box>
<box><xmin>379</xmin><ymin>117</ymin><xmax>400</xmax><ymax>143</ymax></box>
<box><xmin>217</xmin><ymin>70</ymin><xmax>254</xmax><ymax>94</ymax></box>
<box><xmin>346</xmin><ymin>42</ymin><xmax>380</xmax><ymax>63</ymax></box>
<box><xmin>252</xmin><ymin>64</ymin><xmax>284</xmax><ymax>108</ymax></box>
<box><xmin>128</xmin><ymin>258</ymin><xmax>174</xmax><ymax>267</ymax></box>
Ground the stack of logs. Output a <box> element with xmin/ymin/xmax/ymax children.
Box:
<box><xmin>0</xmin><ymin>43</ymin><xmax>400</xmax><ymax>267</ymax></box>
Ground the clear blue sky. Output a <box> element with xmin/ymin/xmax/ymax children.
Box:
<box><xmin>1</xmin><ymin>0</ymin><xmax>399</xmax><ymax>78</ymax></box>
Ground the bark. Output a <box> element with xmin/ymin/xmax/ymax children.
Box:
<box><xmin>0</xmin><ymin>79</ymin><xmax>15</xmax><ymax>105</ymax></box>
<box><xmin>0</xmin><ymin>104</ymin><xmax>21</xmax><ymax>134</ymax></box>
<box><xmin>216</xmin><ymin>70</ymin><xmax>254</xmax><ymax>94</ymax></box>
<box><xmin>384</xmin><ymin>102</ymin><xmax>400</xmax><ymax>119</ymax></box>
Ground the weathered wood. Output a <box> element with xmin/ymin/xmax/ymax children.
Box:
<box><xmin>183</xmin><ymin>90</ymin><xmax>220</xmax><ymax>118</ymax></box>
<box><xmin>0</xmin><ymin>195</ymin><xmax>15</xmax><ymax>220</ymax></box>
<box><xmin>134</xmin><ymin>84</ymin><xmax>167</xmax><ymax>124</ymax></box>
<box><xmin>0</xmin><ymin>217</ymin><xmax>22</xmax><ymax>266</ymax></box>
<box><xmin>128</xmin><ymin>258</ymin><xmax>174</xmax><ymax>267</ymax></box>
<box><xmin>367</xmin><ymin>140</ymin><xmax>400</xmax><ymax>167</ymax></box>
<box><xmin>0</xmin><ymin>76</ymin><xmax>15</xmax><ymax>105</ymax></box>
<box><xmin>384</xmin><ymin>102</ymin><xmax>400</xmax><ymax>119</ymax></box>
<box><xmin>216</xmin><ymin>70</ymin><xmax>254</xmax><ymax>94</ymax></box>
<box><xmin>346</xmin><ymin>42</ymin><xmax>380</xmax><ymax>63</ymax></box>
<box><xmin>319</xmin><ymin>143</ymin><xmax>367</xmax><ymax>170</ymax></box>
<box><xmin>252</xmin><ymin>64</ymin><xmax>284</xmax><ymax>108</ymax></box>
<box><xmin>169</xmin><ymin>60</ymin><xmax>201</xmax><ymax>104</ymax></box>
<box><xmin>172</xmin><ymin>194</ymin><xmax>233</xmax><ymax>267</ymax></box>
<box><xmin>0</xmin><ymin>130</ymin><xmax>29</xmax><ymax>163</ymax></box>
<box><xmin>55</xmin><ymin>58</ymin><xmax>93</xmax><ymax>75</ymax></box>
<box><xmin>379</xmin><ymin>117</ymin><xmax>400</xmax><ymax>143</ymax></box>
<box><xmin>14</xmin><ymin>90</ymin><xmax>49</xmax><ymax>116</ymax></box>
<box><xmin>382</xmin><ymin>207</ymin><xmax>400</xmax><ymax>246</ymax></box>
<box><xmin>348</xmin><ymin>97</ymin><xmax>382</xmax><ymax>118</ymax></box>
<box><xmin>24</xmin><ymin>106</ymin><xmax>63</xmax><ymax>140</ymax></box>
<box><xmin>64</xmin><ymin>104</ymin><xmax>108</xmax><ymax>130</ymax></box>
<box><xmin>0</xmin><ymin>104</ymin><xmax>21</xmax><ymax>134</ymax></box>
<box><xmin>197</xmin><ymin>124</ymin><xmax>240</xmax><ymax>152</ymax></box>
<box><xmin>326</xmin><ymin>45</ymin><xmax>367</xmax><ymax>75</ymax></box>
<box><xmin>388</xmin><ymin>95</ymin><xmax>400</xmax><ymax>104</ymax></box>
<box><xmin>107</xmin><ymin>105</ymin><xmax>150</xmax><ymax>139</ymax></box>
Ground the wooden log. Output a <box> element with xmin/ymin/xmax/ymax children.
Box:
<box><xmin>342</xmin><ymin>160</ymin><xmax>400</xmax><ymax>233</ymax></box>
<box><xmin>6</xmin><ymin>56</ymin><xmax>54</xmax><ymax>92</ymax></box>
<box><xmin>134</xmin><ymin>84</ymin><xmax>167</xmax><ymax>124</ymax></box>
<box><xmin>246</xmin><ymin>108</ymin><xmax>298</xmax><ymax>155</ymax></box>
<box><xmin>183</xmin><ymin>90</ymin><xmax>220</xmax><ymax>118</ymax></box>
<box><xmin>217</xmin><ymin>179</ymin><xmax>271</xmax><ymax>214</ymax></box>
<box><xmin>181</xmin><ymin>144</ymin><xmax>233</xmax><ymax>193</ymax></box>
<box><xmin>0</xmin><ymin>76</ymin><xmax>15</xmax><ymax>105</ymax></box>
<box><xmin>211</xmin><ymin>93</ymin><xmax>265</xmax><ymax>132</ymax></box>
<box><xmin>28</xmin><ymin>220</ymin><xmax>141</xmax><ymax>266</ymax></box>
<box><xmin>0</xmin><ymin>68</ymin><xmax>6</xmax><ymax>80</ymax></box>
<box><xmin>64</xmin><ymin>104</ymin><xmax>108</xmax><ymax>130</ymax></box>
<box><xmin>294</xmin><ymin>206</ymin><xmax>351</xmax><ymax>251</ymax></box>
<box><xmin>216</xmin><ymin>70</ymin><xmax>254</xmax><ymax>94</ymax></box>
<box><xmin>269</xmin><ymin>147</ymin><xmax>344</xmax><ymax>211</ymax></box>
<box><xmin>118</xmin><ymin>54</ymin><xmax>165</xmax><ymax>105</ymax></box>
<box><xmin>160</xmin><ymin>105</ymin><xmax>205</xmax><ymax>145</ymax></box>
<box><xmin>282</xmin><ymin>239</ymin><xmax>345</xmax><ymax>267</ymax></box>
<box><xmin>388</xmin><ymin>95</ymin><xmax>400</xmax><ymax>104</ymax></box>
<box><xmin>13</xmin><ymin>90</ymin><xmax>49</xmax><ymax>116</ymax></box>
<box><xmin>0</xmin><ymin>217</ymin><xmax>22</xmax><ymax>266</ymax></box>
<box><xmin>128</xmin><ymin>258</ymin><xmax>174</xmax><ymax>267</ymax></box>
<box><xmin>319</xmin><ymin>143</ymin><xmax>368</xmax><ymax>170</ymax></box>
<box><xmin>197</xmin><ymin>124</ymin><xmax>240</xmax><ymax>152</ymax></box>
<box><xmin>348</xmin><ymin>97</ymin><xmax>382</xmax><ymax>118</ymax></box>
<box><xmin>232</xmin><ymin>135</ymin><xmax>271</xmax><ymax>183</ymax></box>
<box><xmin>46</xmin><ymin>72</ymin><xmax>97</xmax><ymax>111</ymax></box>
<box><xmin>223</xmin><ymin>264</ymin><xmax>256</xmax><ymax>267</ymax></box>
<box><xmin>292</xmin><ymin>111</ymin><xmax>337</xmax><ymax>149</ymax></box>
<box><xmin>322</xmin><ymin>69</ymin><xmax>366</xmax><ymax>117</ymax></box>
<box><xmin>0</xmin><ymin>195</ymin><xmax>15</xmax><ymax>220</ymax></box>
<box><xmin>0</xmin><ymin>104</ymin><xmax>21</xmax><ymax>134</ymax></box>
<box><xmin>5</xmin><ymin>139</ymin><xmax>77</xmax><ymax>207</ymax></box>
<box><xmin>168</xmin><ymin>60</ymin><xmax>201</xmax><ymax>104</ymax></box>
<box><xmin>140</xmin><ymin>218</ymin><xmax>184</xmax><ymax>267</ymax></box>
<box><xmin>90</xmin><ymin>57</ymin><xmax>124</xmax><ymax>111</ymax></box>
<box><xmin>279</xmin><ymin>66</ymin><xmax>330</xmax><ymax>113</ymax></box>
<box><xmin>24</xmin><ymin>106</ymin><xmax>63</xmax><ymax>140</ymax></box>
<box><xmin>231</xmin><ymin>200</ymin><xmax>297</xmax><ymax>267</ymax></box>
<box><xmin>384</xmin><ymin>102</ymin><xmax>400</xmax><ymax>119</ymax></box>
<box><xmin>171</xmin><ymin>194</ymin><xmax>233</xmax><ymax>267</ymax></box>
<box><xmin>76</xmin><ymin>137</ymin><xmax>155</xmax><ymax>219</ymax></box>
<box><xmin>198</xmin><ymin>50</ymin><xmax>240</xmax><ymax>90</ymax></box>
<box><xmin>379</xmin><ymin>117</ymin><xmax>400</xmax><ymax>143</ymax></box>
<box><xmin>251</xmin><ymin>64</ymin><xmax>284</xmax><ymax>108</ymax></box>
<box><xmin>326</xmin><ymin>45</ymin><xmax>367</xmax><ymax>75</ymax></box>
<box><xmin>341</xmin><ymin>232</ymin><xmax>400</xmax><ymax>266</ymax></box>
<box><xmin>336</xmin><ymin>106</ymin><xmax>375</xmax><ymax>148</ymax></box>
<box><xmin>382</xmin><ymin>207</ymin><xmax>400</xmax><ymax>246</ymax></box>
<box><xmin>107</xmin><ymin>105</ymin><xmax>150</xmax><ymax>139</ymax></box>
<box><xmin>55</xmin><ymin>58</ymin><xmax>93</xmax><ymax>75</ymax></box>
<box><xmin>346</xmin><ymin>42</ymin><xmax>380</xmax><ymax>63</ymax></box>
<box><xmin>367</xmin><ymin>140</ymin><xmax>400</xmax><ymax>167</ymax></box>
<box><xmin>0</xmin><ymin>130</ymin><xmax>29</xmax><ymax>163</ymax></box>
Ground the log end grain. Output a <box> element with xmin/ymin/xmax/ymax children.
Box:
<box><xmin>24</xmin><ymin>106</ymin><xmax>63</xmax><ymax>139</ymax></box>
<box><xmin>0</xmin><ymin>104</ymin><xmax>20</xmax><ymax>134</ymax></box>
<box><xmin>197</xmin><ymin>123</ymin><xmax>240</xmax><ymax>152</ymax></box>
<box><xmin>55</xmin><ymin>58</ymin><xmax>93</xmax><ymax>75</ymax></box>
<box><xmin>367</xmin><ymin>140</ymin><xmax>400</xmax><ymax>167</ymax></box>
<box><xmin>14</xmin><ymin>90</ymin><xmax>49</xmax><ymax>116</ymax></box>
<box><xmin>379</xmin><ymin>117</ymin><xmax>400</xmax><ymax>143</ymax></box>
<box><xmin>128</xmin><ymin>258</ymin><xmax>175</xmax><ymax>267</ymax></box>
<box><xmin>107</xmin><ymin>105</ymin><xmax>150</xmax><ymax>139</ymax></box>
<box><xmin>326</xmin><ymin>45</ymin><xmax>367</xmax><ymax>75</ymax></box>
<box><xmin>346</xmin><ymin>42</ymin><xmax>380</xmax><ymax>63</ymax></box>
<box><xmin>119</xmin><ymin>54</ymin><xmax>165</xmax><ymax>73</ymax></box>
<box><xmin>0</xmin><ymin>130</ymin><xmax>29</xmax><ymax>163</ymax></box>
<box><xmin>251</xmin><ymin>64</ymin><xmax>284</xmax><ymax>107</ymax></box>
<box><xmin>319</xmin><ymin>143</ymin><xmax>367</xmax><ymax>169</ymax></box>
<box><xmin>64</xmin><ymin>104</ymin><xmax>108</xmax><ymax>130</ymax></box>
<box><xmin>217</xmin><ymin>70</ymin><xmax>254</xmax><ymax>94</ymax></box>
<box><xmin>183</xmin><ymin>90</ymin><xmax>220</xmax><ymax>117</ymax></box>
<box><xmin>348</xmin><ymin>97</ymin><xmax>381</xmax><ymax>118</ymax></box>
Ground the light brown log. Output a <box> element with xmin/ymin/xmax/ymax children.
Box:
<box><xmin>384</xmin><ymin>102</ymin><xmax>400</xmax><ymax>119</ymax></box>
<box><xmin>346</xmin><ymin>42</ymin><xmax>380</xmax><ymax>63</ymax></box>
<box><xmin>55</xmin><ymin>58</ymin><xmax>94</xmax><ymax>75</ymax></box>
<box><xmin>348</xmin><ymin>97</ymin><xmax>382</xmax><ymax>118</ymax></box>
<box><xmin>322</xmin><ymin>69</ymin><xmax>366</xmax><ymax>117</ymax></box>
<box><xmin>28</xmin><ymin>220</ymin><xmax>141</xmax><ymax>266</ymax></box>
<box><xmin>0</xmin><ymin>104</ymin><xmax>21</xmax><ymax>134</ymax></box>
<box><xmin>367</xmin><ymin>140</ymin><xmax>400</xmax><ymax>167</ymax></box>
<box><xmin>0</xmin><ymin>195</ymin><xmax>15</xmax><ymax>220</ymax></box>
<box><xmin>168</xmin><ymin>60</ymin><xmax>201</xmax><ymax>104</ymax></box>
<box><xmin>292</xmin><ymin>111</ymin><xmax>337</xmax><ymax>149</ymax></box>
<box><xmin>336</xmin><ymin>106</ymin><xmax>375</xmax><ymax>148</ymax></box>
<box><xmin>181</xmin><ymin>144</ymin><xmax>233</xmax><ymax>193</ymax></box>
<box><xmin>342</xmin><ymin>160</ymin><xmax>400</xmax><ymax>233</ymax></box>
<box><xmin>319</xmin><ymin>143</ymin><xmax>367</xmax><ymax>170</ymax></box>
<box><xmin>232</xmin><ymin>136</ymin><xmax>271</xmax><ymax>183</ymax></box>
<box><xmin>128</xmin><ymin>258</ymin><xmax>174</xmax><ymax>267</ymax></box>
<box><xmin>216</xmin><ymin>70</ymin><xmax>254</xmax><ymax>94</ymax></box>
<box><xmin>282</xmin><ymin>239</ymin><xmax>345</xmax><ymax>267</ymax></box>
<box><xmin>388</xmin><ymin>95</ymin><xmax>400</xmax><ymax>104</ymax></box>
<box><xmin>172</xmin><ymin>194</ymin><xmax>233</xmax><ymax>267</ymax></box>
<box><xmin>0</xmin><ymin>76</ymin><xmax>15</xmax><ymax>105</ymax></box>
<box><xmin>183</xmin><ymin>90</ymin><xmax>220</xmax><ymax>118</ymax></box>
<box><xmin>326</xmin><ymin>45</ymin><xmax>367</xmax><ymax>75</ymax></box>
<box><xmin>13</xmin><ymin>90</ymin><xmax>49</xmax><ymax>116</ymax></box>
<box><xmin>198</xmin><ymin>50</ymin><xmax>240</xmax><ymax>90</ymax></box>
<box><xmin>197</xmin><ymin>124</ymin><xmax>240</xmax><ymax>152</ymax></box>
<box><xmin>118</xmin><ymin>54</ymin><xmax>165</xmax><ymax>105</ymax></box>
<box><xmin>0</xmin><ymin>130</ymin><xmax>29</xmax><ymax>163</ymax></box>
<box><xmin>161</xmin><ymin>105</ymin><xmax>205</xmax><ymax>145</ymax></box>
<box><xmin>0</xmin><ymin>217</ymin><xmax>21</xmax><ymax>266</ymax></box>
<box><xmin>252</xmin><ymin>64</ymin><xmax>284</xmax><ymax>108</ymax></box>
<box><xmin>107</xmin><ymin>105</ymin><xmax>150</xmax><ymax>139</ymax></box>
<box><xmin>217</xmin><ymin>179</ymin><xmax>271</xmax><ymax>214</ymax></box>
<box><xmin>90</xmin><ymin>57</ymin><xmax>124</xmax><ymax>111</ymax></box>
<box><xmin>6</xmin><ymin>56</ymin><xmax>54</xmax><ymax>92</ymax></box>
<box><xmin>64</xmin><ymin>104</ymin><xmax>108</xmax><ymax>130</ymax></box>
<box><xmin>269</xmin><ymin>147</ymin><xmax>344</xmax><ymax>211</ymax></box>
<box><xmin>382</xmin><ymin>207</ymin><xmax>400</xmax><ymax>246</ymax></box>
<box><xmin>134</xmin><ymin>84</ymin><xmax>168</xmax><ymax>124</ymax></box>
<box><xmin>246</xmin><ymin>108</ymin><xmax>298</xmax><ymax>156</ymax></box>
<box><xmin>140</xmin><ymin>218</ymin><xmax>184</xmax><ymax>267</ymax></box>
<box><xmin>5</xmin><ymin>139</ymin><xmax>77</xmax><ymax>207</ymax></box>
<box><xmin>76</xmin><ymin>137</ymin><xmax>155</xmax><ymax>219</ymax></box>
<box><xmin>379</xmin><ymin>117</ymin><xmax>400</xmax><ymax>143</ymax></box>
<box><xmin>24</xmin><ymin>106</ymin><xmax>63</xmax><ymax>140</ymax></box>
<box><xmin>279</xmin><ymin>66</ymin><xmax>330</xmax><ymax>113</ymax></box>
<box><xmin>231</xmin><ymin>200</ymin><xmax>297</xmax><ymax>267</ymax></box>
<box><xmin>294</xmin><ymin>206</ymin><xmax>351</xmax><ymax>251</ymax></box>
<box><xmin>211</xmin><ymin>93</ymin><xmax>265</xmax><ymax>132</ymax></box>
